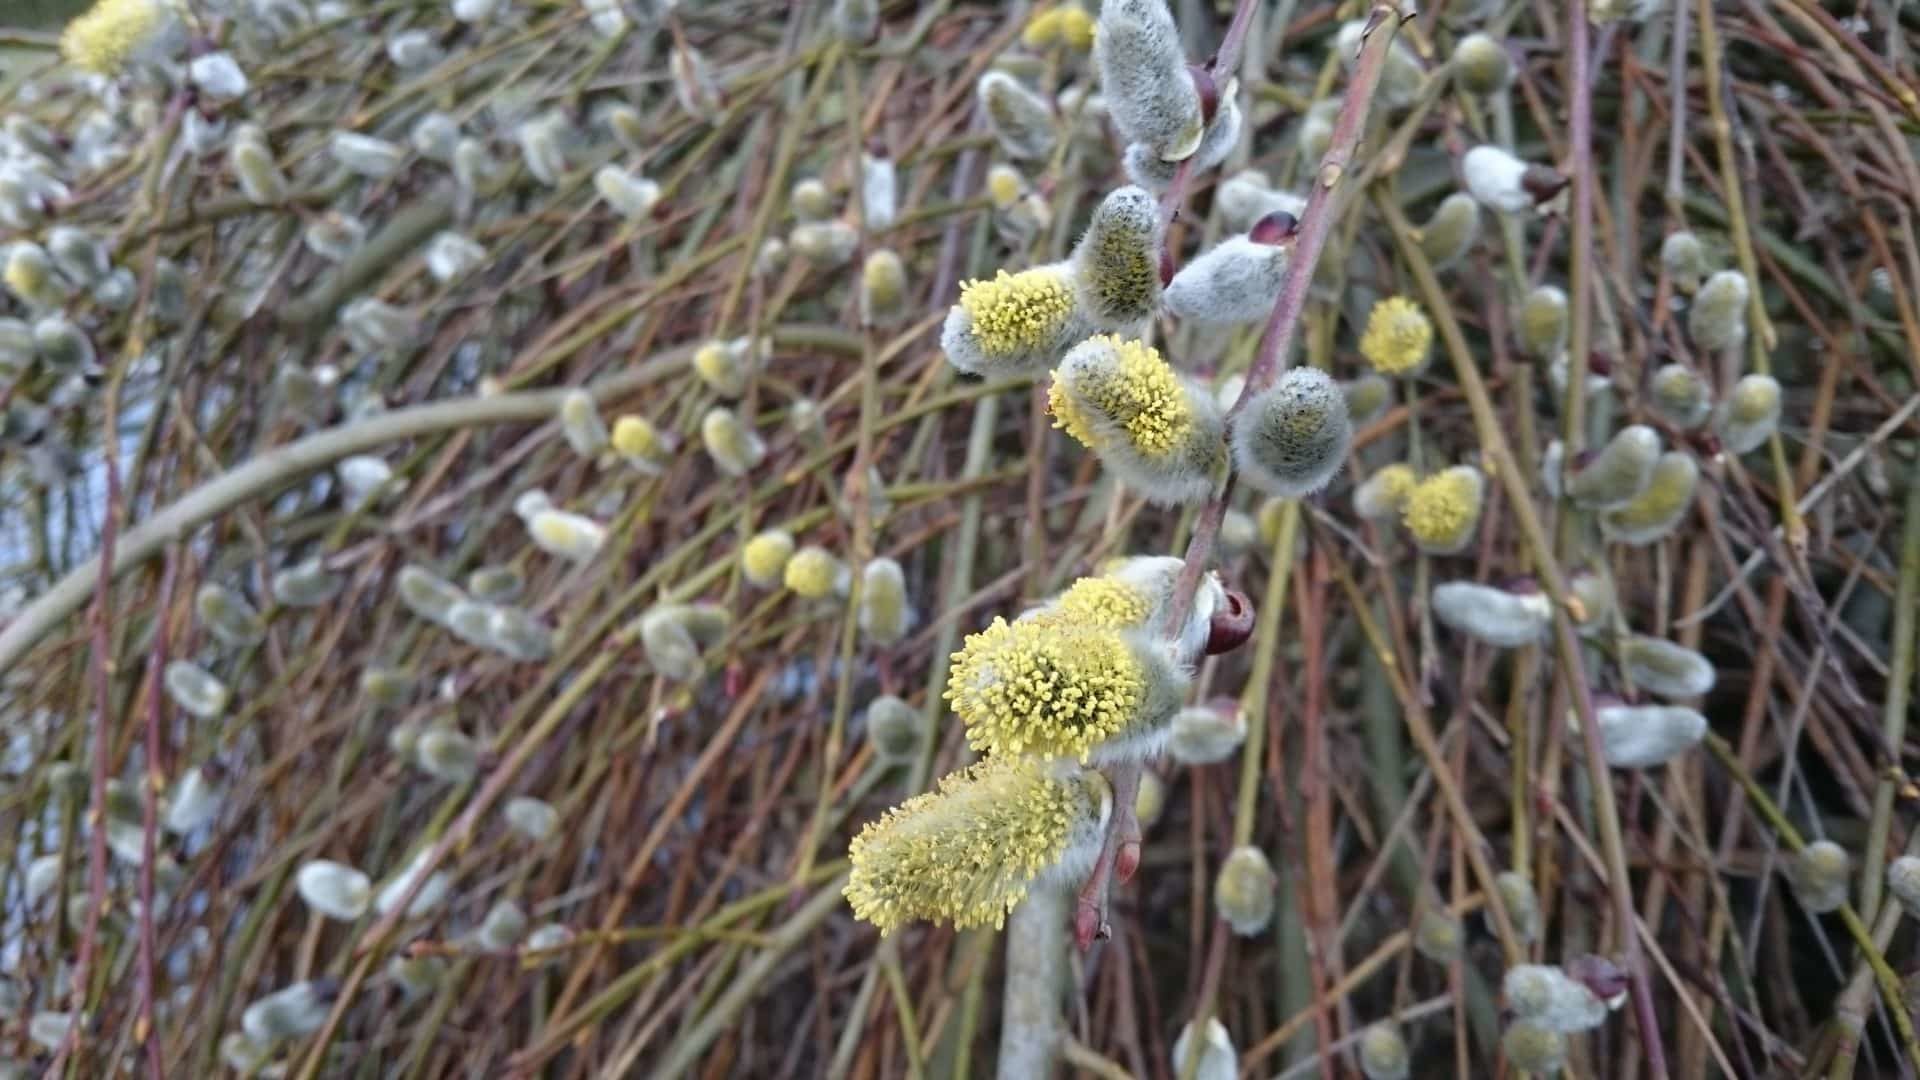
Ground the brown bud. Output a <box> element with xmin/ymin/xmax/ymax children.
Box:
<box><xmin>1521</xmin><ymin>166</ymin><xmax>1569</xmax><ymax>205</ymax></box>
<box><xmin>1250</xmin><ymin>210</ymin><xmax>1300</xmax><ymax>245</ymax></box>
<box><xmin>1189</xmin><ymin>65</ymin><xmax>1221</xmax><ymax>126</ymax></box>
<box><xmin>1206</xmin><ymin>588</ymin><xmax>1255</xmax><ymax>654</ymax></box>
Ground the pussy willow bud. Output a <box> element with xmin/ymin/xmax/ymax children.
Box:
<box><xmin>1171</xmin><ymin>1018</ymin><xmax>1238</xmax><ymax>1080</ymax></box>
<box><xmin>165</xmin><ymin>661</ymin><xmax>230</xmax><ymax>719</ymax></box>
<box><xmin>516</xmin><ymin>112</ymin><xmax>573</xmax><ymax>186</ymax></box>
<box><xmin>415</xmin><ymin>726</ymin><xmax>480</xmax><ymax>784</ymax></box>
<box><xmin>1336</xmin><ymin>19</ymin><xmax>1424</xmax><ymax>109</ymax></box>
<box><xmin>330</xmin><ymin>131</ymin><xmax>404</xmax><ymax>178</ymax></box>
<box><xmin>1096</xmin><ymin>0</ymin><xmax>1204</xmax><ymax>160</ymax></box>
<box><xmin>375</xmin><ymin>848</ymin><xmax>451</xmax><ymax>917</ymax></box>
<box><xmin>165</xmin><ymin>767</ymin><xmax>222</xmax><ymax>834</ymax></box>
<box><xmin>359</xmin><ymin>666</ymin><xmax>413</xmax><ymax>706</ymax></box>
<box><xmin>271</xmin><ymin>558</ymin><xmax>341</xmax><ymax>607</ymax></box>
<box><xmin>858</xmin><ymin>557</ymin><xmax>915</xmax><ymax>645</ymax></box>
<box><xmin>740</xmin><ymin>529</ymin><xmax>795</xmax><ymax>587</ymax></box>
<box><xmin>425</xmin><ymin>231</ymin><xmax>485</xmax><ymax>283</ymax></box>
<box><xmin>386</xmin><ymin>954</ymin><xmax>446</xmax><ymax>999</ymax></box>
<box><xmin>1295</xmin><ymin>96</ymin><xmax>1340</xmax><ymax>162</ymax></box>
<box><xmin>6</xmin><ymin>243</ymin><xmax>75</xmax><ymax>313</ymax></box>
<box><xmin>1452</xmin><ymin>32</ymin><xmax>1512</xmax><ymax>95</ymax></box>
<box><xmin>1414</xmin><ymin>908</ymin><xmax>1463</xmax><ymax>964</ymax></box>
<box><xmin>0</xmin><ymin>318</ymin><xmax>30</xmax><ymax>374</ymax></box>
<box><xmin>403</xmin><ymin>113</ymin><xmax>457</xmax><ymax>166</ymax></box>
<box><xmin>1718</xmin><ymin>373</ymin><xmax>1781</xmax><ymax>455</ymax></box>
<box><xmin>243</xmin><ymin>981</ymin><xmax>335</xmax><ymax>1045</ymax></box>
<box><xmin>1567</xmin><ymin>567</ymin><xmax>1617</xmax><ymax>635</ymax></box>
<box><xmin>1038</xmin><ymin>555</ymin><xmax>1225</xmax><ymax>663</ymax></box>
<box><xmin>1464</xmin><ymin>144</ymin><xmax>1559</xmax><ymax>214</ymax></box>
<box><xmin>527</xmin><ymin>509</ymin><xmax>606</xmax><ymax>563</ymax></box>
<box><xmin>610</xmin><ymin>413</ymin><xmax>675</xmax><ymax>473</ymax></box>
<box><xmin>1049</xmin><ymin>334</ymin><xmax>1226</xmax><ymax>506</ymax></box>
<box><xmin>1418</xmin><ymin>192</ymin><xmax>1481</xmax><ymax>268</ymax></box>
<box><xmin>582</xmin><ymin>0</ymin><xmax>627</xmax><ymax>35</ymax></box>
<box><xmin>1163</xmin><ymin>223</ymin><xmax>1292</xmax><ymax>326</ymax></box>
<box><xmin>846</xmin><ymin>757</ymin><xmax>1110</xmax><ymax>931</ymax></box>
<box><xmin>1885</xmin><ymin>855</ymin><xmax>1920</xmax><ymax>917</ymax></box>
<box><xmin>977</xmin><ymin>71</ymin><xmax>1057</xmax><ymax>160</ymax></box>
<box><xmin>1168</xmin><ymin>701</ymin><xmax>1246</xmax><ymax>765</ymax></box>
<box><xmin>785</xmin><ymin>545</ymin><xmax>848</xmax><ymax>599</ymax></box>
<box><xmin>383</xmin><ymin>27</ymin><xmax>439</xmax><ymax>67</ymax></box>
<box><xmin>1601</xmin><ymin>450</ymin><xmax>1698</xmax><ymax>545</ymax></box>
<box><xmin>1786</xmin><ymin>840</ymin><xmax>1851</xmax><ymax>914</ymax></box>
<box><xmin>339</xmin><ymin>297</ymin><xmax>416</xmax><ymax>351</ymax></box>
<box><xmin>337</xmin><ymin>454</ymin><xmax>398</xmax><ymax>503</ymax></box>
<box><xmin>596</xmin><ymin>103</ymin><xmax>645</xmax><ymax>155</ymax></box>
<box><xmin>32</xmin><ymin>318</ymin><xmax>95</xmax><ymax>373</ymax></box>
<box><xmin>1354</xmin><ymin>463</ymin><xmax>1417</xmax><ymax>520</ymax></box>
<box><xmin>671</xmin><ymin>43</ymin><xmax>723</xmax><ymax>117</ymax></box>
<box><xmin>1071</xmin><ymin>185</ymin><xmax>1163</xmax><ymax>329</ymax></box>
<box><xmin>790</xmin><ymin>220</ymin><xmax>859</xmax><ymax>267</ymax></box>
<box><xmin>1589</xmin><ymin>0</ymin><xmax>1662</xmax><ymax>26</ymax></box>
<box><xmin>1649</xmin><ymin>364</ymin><xmax>1714</xmax><ymax>429</ymax></box>
<box><xmin>694</xmin><ymin>337</ymin><xmax>765</xmax><ymax>397</ymax></box>
<box><xmin>1502</xmin><ymin>1022</ymin><xmax>1567</xmax><ymax>1076</ymax></box>
<box><xmin>1359</xmin><ymin>296</ymin><xmax>1433</xmax><ymax>376</ymax></box>
<box><xmin>226</xmin><ymin>132</ymin><xmax>288</xmax><ymax>206</ymax></box>
<box><xmin>1660</xmin><ymin>231</ymin><xmax>1708</xmax><ymax>293</ymax></box>
<box><xmin>46</xmin><ymin>226</ymin><xmax>108</xmax><ymax>287</ymax></box>
<box><xmin>1512</xmin><ymin>284</ymin><xmax>1569</xmax><ymax>358</ymax></box>
<box><xmin>398</xmin><ymin>564</ymin><xmax>466</xmax><ymax>624</ymax></box>
<box><xmin>1431</xmin><ymin>579</ymin><xmax>1552</xmax><ymax>647</ymax></box>
<box><xmin>1335</xmin><ymin>375</ymin><xmax>1388</xmax><ymax>428</ymax></box>
<box><xmin>304</xmin><ymin>212</ymin><xmax>365</xmax><ymax>261</ymax></box>
<box><xmin>1504</xmin><ymin>964</ymin><xmax>1607</xmax><ymax>1032</ymax></box>
<box><xmin>296</xmin><ymin>860</ymin><xmax>372</xmax><ymax>921</ymax></box>
<box><xmin>1492</xmin><ymin>870</ymin><xmax>1542</xmax><ymax>943</ymax></box>
<box><xmin>503</xmin><ymin>796</ymin><xmax>558</xmax><ymax>842</ymax></box>
<box><xmin>1023</xmin><ymin>4</ymin><xmax>1095</xmax><ymax>50</ymax></box>
<box><xmin>985</xmin><ymin>163</ymin><xmax>1028</xmax><ymax>211</ymax></box>
<box><xmin>865</xmin><ymin>695</ymin><xmax>927</xmax><ymax>765</ymax></box>
<box><xmin>453</xmin><ymin>137</ymin><xmax>503</xmax><ymax>194</ymax></box>
<box><xmin>474</xmin><ymin>900</ymin><xmax>527</xmax><ymax>950</ymax></box>
<box><xmin>1215</xmin><ymin>845</ymin><xmax>1277</xmax><ymax>935</ymax></box>
<box><xmin>486</xmin><ymin>606</ymin><xmax>554</xmax><ymax>662</ymax></box>
<box><xmin>93</xmin><ymin>267</ymin><xmax>136</xmax><ymax>311</ymax></box>
<box><xmin>789</xmin><ymin>176</ymin><xmax>833</xmax><ymax>222</ymax></box>
<box><xmin>942</xmin><ymin>262</ymin><xmax>1091</xmax><ymax>377</ymax></box>
<box><xmin>197</xmin><ymin>584</ymin><xmax>265</xmax><ymax>647</ymax></box>
<box><xmin>861</xmin><ymin>248</ymin><xmax>909</xmax><ymax>326</ymax></box>
<box><xmin>637</xmin><ymin>602</ymin><xmax>730</xmax><ymax>680</ymax></box>
<box><xmin>1216</xmin><ymin>169</ymin><xmax>1307</xmax><ymax>233</ymax></box>
<box><xmin>1591</xmin><ymin>702</ymin><xmax>1706</xmax><ymax>767</ymax></box>
<box><xmin>1688</xmin><ymin>269</ymin><xmax>1751</xmax><ymax>352</ymax></box>
<box><xmin>1123</xmin><ymin>91</ymin><xmax>1243</xmax><ymax>193</ymax></box>
<box><xmin>947</xmin><ymin>616</ymin><xmax>1188</xmax><ymax>762</ymax></box>
<box><xmin>1235</xmin><ymin>367</ymin><xmax>1352</xmax><ymax>498</ymax></box>
<box><xmin>1619</xmin><ymin>634</ymin><xmax>1716</xmax><ymax>698</ymax></box>
<box><xmin>862</xmin><ymin>152</ymin><xmax>897</xmax><ymax>229</ymax></box>
<box><xmin>701</xmin><ymin>406</ymin><xmax>766</xmax><ymax>476</ymax></box>
<box><xmin>1566</xmin><ymin>424</ymin><xmax>1660</xmax><ymax>509</ymax></box>
<box><xmin>1358</xmin><ymin>1023</ymin><xmax>1410</xmax><ymax>1080</ymax></box>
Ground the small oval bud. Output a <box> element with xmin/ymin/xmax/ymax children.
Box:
<box><xmin>486</xmin><ymin>606</ymin><xmax>554</xmax><ymax>661</ymax></box>
<box><xmin>32</xmin><ymin>316</ymin><xmax>95</xmax><ymax>369</ymax></box>
<box><xmin>1431</xmin><ymin>579</ymin><xmax>1552</xmax><ymax>647</ymax></box>
<box><xmin>375</xmin><ymin>848</ymin><xmax>452</xmax><ymax>918</ymax></box>
<box><xmin>1649</xmin><ymin>363</ymin><xmax>1714</xmax><ymax>429</ymax></box>
<box><xmin>164</xmin><ymin>767</ymin><xmax>222</xmax><ymax>834</ymax></box>
<box><xmin>1619</xmin><ymin>634</ymin><xmax>1715</xmax><ymax>698</ymax></box>
<box><xmin>453</xmin><ymin>137</ymin><xmax>502</xmax><ymax>194</ymax></box>
<box><xmin>46</xmin><ymin>226</ymin><xmax>109</xmax><ymax>287</ymax></box>
<box><xmin>790</xmin><ymin>176</ymin><xmax>834</xmax><ymax>222</ymax></box>
<box><xmin>467</xmin><ymin>566</ymin><xmax>523</xmax><ymax>603</ymax></box>
<box><xmin>475</xmin><ymin>900</ymin><xmax>527</xmax><ymax>950</ymax></box>
<box><xmin>1418</xmin><ymin>192</ymin><xmax>1481</xmax><ymax>269</ymax></box>
<box><xmin>242</xmin><ymin>981</ymin><xmax>335</xmax><ymax>1045</ymax></box>
<box><xmin>858</xmin><ymin>557</ymin><xmax>914</xmax><ymax>645</ymax></box>
<box><xmin>337</xmin><ymin>454</ymin><xmax>398</xmax><ymax>503</ymax></box>
<box><xmin>411</xmin><ymin>111</ymin><xmax>460</xmax><ymax>160</ymax></box>
<box><xmin>1359</xmin><ymin>296</ymin><xmax>1433</xmax><ymax>376</ymax></box>
<box><xmin>1502</xmin><ymin>1022</ymin><xmax>1567</xmax><ymax>1075</ymax></box>
<box><xmin>1234</xmin><ymin>367</ymin><xmax>1352</xmax><ymax>498</ymax></box>
<box><xmin>1591</xmin><ymin>702</ymin><xmax>1707</xmax><ymax>767</ymax></box>
<box><xmin>525</xmin><ymin>923</ymin><xmax>573</xmax><ymax>957</ymax></box>
<box><xmin>338</xmin><ymin>297</ymin><xmax>416</xmax><ymax>352</ymax></box>
<box><xmin>1491</xmin><ymin>870</ymin><xmax>1541</xmax><ymax>943</ymax></box>
<box><xmin>197</xmin><ymin>584</ymin><xmax>265</xmax><ymax>647</ymax></box>
<box><xmin>861</xmin><ymin>152</ymin><xmax>897</xmax><ymax>230</ymax></box>
<box><xmin>1217</xmin><ymin>509</ymin><xmax>1258</xmax><ymax>555</ymax></box>
<box><xmin>1718</xmin><ymin>373</ymin><xmax>1780</xmax><ymax>455</ymax></box>
<box><xmin>639</xmin><ymin>605</ymin><xmax>705</xmax><ymax>681</ymax></box>
<box><xmin>1168</xmin><ymin>701</ymin><xmax>1246</xmax><ymax>765</ymax></box>
<box><xmin>1414</xmin><ymin>909</ymin><xmax>1463</xmax><ymax>964</ymax></box>
<box><xmin>304</xmin><ymin>212</ymin><xmax>366</xmax><ymax>261</ymax></box>
<box><xmin>865</xmin><ymin>695</ymin><xmax>927</xmax><ymax>764</ymax></box>
<box><xmin>595</xmin><ymin>166</ymin><xmax>661</xmax><ymax>219</ymax></box>
<box><xmin>1357</xmin><ymin>1022</ymin><xmax>1410</xmax><ymax>1080</ymax></box>
<box><xmin>271</xmin><ymin>558</ymin><xmax>342</xmax><ymax>607</ymax></box>
<box><xmin>398</xmin><ymin>564</ymin><xmax>466</xmax><ymax>623</ymax></box>
<box><xmin>861</xmin><ymin>248</ymin><xmax>910</xmax><ymax>326</ymax></box>
<box><xmin>1568</xmin><ymin>566</ymin><xmax>1618</xmax><ymax>634</ymax></box>
<box><xmin>1337</xmin><ymin>19</ymin><xmax>1424</xmax><ymax>109</ymax></box>
<box><xmin>1214</xmin><ymin>845</ymin><xmax>1277</xmax><ymax>936</ymax></box>
<box><xmin>786</xmin><ymin>545</ymin><xmax>848</xmax><ymax>600</ymax></box>
<box><xmin>558</xmin><ymin>388</ymin><xmax>608</xmax><ymax>456</ymax></box>
<box><xmin>1514</xmin><ymin>286</ymin><xmax>1568</xmax><ymax>360</ymax></box>
<box><xmin>296</xmin><ymin>860</ymin><xmax>372</xmax><ymax>921</ymax></box>
<box><xmin>693</xmin><ymin>338</ymin><xmax>752</xmax><ymax>398</ymax></box>
<box><xmin>1688</xmin><ymin>270</ymin><xmax>1751</xmax><ymax>353</ymax></box>
<box><xmin>330</xmin><ymin>131</ymin><xmax>404</xmax><ymax>178</ymax></box>
<box><xmin>1463</xmin><ymin>144</ymin><xmax>1553</xmax><ymax>214</ymax></box>
<box><xmin>610</xmin><ymin>414</ymin><xmax>675</xmax><ymax>474</ymax></box>
<box><xmin>1171</xmin><ymin>1018</ymin><xmax>1237</xmax><ymax>1080</ymax></box>
<box><xmin>1504</xmin><ymin>964</ymin><xmax>1607</xmax><ymax>1032</ymax></box>
<box><xmin>1071</xmin><ymin>185</ymin><xmax>1164</xmax><ymax>329</ymax></box>
<box><xmin>1453</xmin><ymin>32</ymin><xmax>1512</xmax><ymax>95</ymax></box>
<box><xmin>789</xmin><ymin>220</ymin><xmax>859</xmax><ymax>267</ymax></box>
<box><xmin>1566</xmin><ymin>424</ymin><xmax>1660</xmax><ymax>509</ymax></box>
<box><xmin>359</xmin><ymin>666</ymin><xmax>413</xmax><ymax>706</ymax></box>
<box><xmin>1785</xmin><ymin>840</ymin><xmax>1851</xmax><ymax>914</ymax></box>
<box><xmin>1163</xmin><ymin>233</ymin><xmax>1290</xmax><ymax>326</ymax></box>
<box><xmin>670</xmin><ymin>43</ymin><xmax>723</xmax><ymax>117</ymax></box>
<box><xmin>741</xmin><ymin>529</ymin><xmax>796</xmax><ymax>587</ymax></box>
<box><xmin>701</xmin><ymin>407</ymin><xmax>766</xmax><ymax>477</ymax></box>
<box><xmin>1660</xmin><ymin>231</ymin><xmax>1708</xmax><ymax>293</ymax></box>
<box><xmin>1097</xmin><ymin>0</ymin><xmax>1204</xmax><ymax>161</ymax></box>
<box><xmin>228</xmin><ymin>135</ymin><xmax>288</xmax><ymax>205</ymax></box>
<box><xmin>1215</xmin><ymin>169</ymin><xmax>1306</xmax><ymax>233</ymax></box>
<box><xmin>1885</xmin><ymin>855</ymin><xmax>1920</xmax><ymax>917</ymax></box>
<box><xmin>165</xmin><ymin>661</ymin><xmax>230</xmax><ymax>719</ymax></box>
<box><xmin>416</xmin><ymin>727</ymin><xmax>480</xmax><ymax>784</ymax></box>
<box><xmin>385</xmin><ymin>28</ymin><xmax>440</xmax><ymax>67</ymax></box>
<box><xmin>425</xmin><ymin>230</ymin><xmax>486</xmax><ymax>283</ymax></box>
<box><xmin>503</xmin><ymin>796</ymin><xmax>558</xmax><ymax>842</ymax></box>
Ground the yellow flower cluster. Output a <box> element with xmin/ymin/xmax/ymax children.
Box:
<box><xmin>1022</xmin><ymin>4</ymin><xmax>1095</xmax><ymax>50</ymax></box>
<box><xmin>1402</xmin><ymin>466</ymin><xmax>1485</xmax><ymax>553</ymax></box>
<box><xmin>1359</xmin><ymin>296</ymin><xmax>1433</xmax><ymax>376</ymax></box>
<box><xmin>60</xmin><ymin>0</ymin><xmax>170</xmax><ymax>75</ymax></box>
<box><xmin>946</xmin><ymin>616</ymin><xmax>1147</xmax><ymax>759</ymax></box>
<box><xmin>956</xmin><ymin>266</ymin><xmax>1078</xmax><ymax>357</ymax></box>
<box><xmin>1052</xmin><ymin>575</ymin><xmax>1152</xmax><ymax>629</ymax></box>
<box><xmin>784</xmin><ymin>545</ymin><xmax>842</xmax><ymax>599</ymax></box>
<box><xmin>844</xmin><ymin>757</ymin><xmax>1105</xmax><ymax>933</ymax></box>
<box><xmin>740</xmin><ymin>529</ymin><xmax>795</xmax><ymax>587</ymax></box>
<box><xmin>611</xmin><ymin>414</ymin><xmax>669</xmax><ymax>469</ymax></box>
<box><xmin>1048</xmin><ymin>335</ymin><xmax>1190</xmax><ymax>457</ymax></box>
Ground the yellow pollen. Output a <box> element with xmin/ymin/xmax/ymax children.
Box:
<box><xmin>1402</xmin><ymin>467</ymin><xmax>1483</xmax><ymax>549</ymax></box>
<box><xmin>1359</xmin><ymin>296</ymin><xmax>1433</xmax><ymax>376</ymax></box>
<box><xmin>784</xmin><ymin>546</ymin><xmax>841</xmax><ymax>599</ymax></box>
<box><xmin>958</xmin><ymin>267</ymin><xmax>1076</xmax><ymax>357</ymax></box>
<box><xmin>945</xmin><ymin>616</ymin><xmax>1148</xmax><ymax>760</ymax></box>
<box><xmin>1048</xmin><ymin>335</ymin><xmax>1191</xmax><ymax>458</ymax></box>
<box><xmin>1053</xmin><ymin>576</ymin><xmax>1152</xmax><ymax>629</ymax></box>
<box><xmin>61</xmin><ymin>0</ymin><xmax>170</xmax><ymax>75</ymax></box>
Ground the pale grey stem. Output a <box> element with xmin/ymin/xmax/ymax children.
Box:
<box><xmin>997</xmin><ymin>884</ymin><xmax>1070</xmax><ymax>1079</ymax></box>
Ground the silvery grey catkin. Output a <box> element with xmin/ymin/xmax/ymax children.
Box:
<box><xmin>1430</xmin><ymin>580</ymin><xmax>1552</xmax><ymax>647</ymax></box>
<box><xmin>1418</xmin><ymin>192</ymin><xmax>1481</xmax><ymax>268</ymax></box>
<box><xmin>1719</xmin><ymin>373</ymin><xmax>1782</xmax><ymax>454</ymax></box>
<box><xmin>1649</xmin><ymin>363</ymin><xmax>1714</xmax><ymax>429</ymax></box>
<box><xmin>1162</xmin><ymin>222</ymin><xmax>1292</xmax><ymax>327</ymax></box>
<box><xmin>1618</xmin><ymin>635</ymin><xmax>1717</xmax><ymax>698</ymax></box>
<box><xmin>977</xmin><ymin>72</ymin><xmax>1056</xmax><ymax>161</ymax></box>
<box><xmin>1214</xmin><ymin>846</ymin><xmax>1277</xmax><ymax>935</ymax></box>
<box><xmin>1233</xmin><ymin>367</ymin><xmax>1352</xmax><ymax>498</ymax></box>
<box><xmin>1071</xmin><ymin>185</ymin><xmax>1164</xmax><ymax>329</ymax></box>
<box><xmin>1786</xmin><ymin>840</ymin><xmax>1851</xmax><ymax>914</ymax></box>
<box><xmin>1565</xmin><ymin>425</ymin><xmax>1660</xmax><ymax>509</ymax></box>
<box><xmin>1095</xmin><ymin>0</ymin><xmax>1204</xmax><ymax>162</ymax></box>
<box><xmin>1689</xmin><ymin>269</ymin><xmax>1751</xmax><ymax>352</ymax></box>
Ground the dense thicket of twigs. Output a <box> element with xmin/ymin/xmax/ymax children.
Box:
<box><xmin>1</xmin><ymin>0</ymin><xmax>1918</xmax><ymax>1076</ymax></box>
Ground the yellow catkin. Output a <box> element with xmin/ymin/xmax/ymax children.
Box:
<box><xmin>784</xmin><ymin>546</ymin><xmax>841</xmax><ymax>599</ymax></box>
<box><xmin>1358</xmin><ymin>296</ymin><xmax>1433</xmax><ymax>376</ymax></box>
<box><xmin>1057</xmin><ymin>6</ymin><xmax>1095</xmax><ymax>49</ymax></box>
<box><xmin>957</xmin><ymin>267</ymin><xmax>1077</xmax><ymax>357</ymax></box>
<box><xmin>1048</xmin><ymin>335</ymin><xmax>1191</xmax><ymax>457</ymax></box>
<box><xmin>1052</xmin><ymin>576</ymin><xmax>1152</xmax><ymax>629</ymax></box>
<box><xmin>1402</xmin><ymin>467</ymin><xmax>1483</xmax><ymax>551</ymax></box>
<box><xmin>610</xmin><ymin>415</ymin><xmax>663</xmax><ymax>460</ymax></box>
<box><xmin>986</xmin><ymin>165</ymin><xmax>1025</xmax><ymax>210</ymax></box>
<box><xmin>740</xmin><ymin>530</ymin><xmax>795</xmax><ymax>586</ymax></box>
<box><xmin>1021</xmin><ymin>7</ymin><xmax>1065</xmax><ymax>47</ymax></box>
<box><xmin>946</xmin><ymin>617</ymin><xmax>1147</xmax><ymax>759</ymax></box>
<box><xmin>1362</xmin><ymin>463</ymin><xmax>1417</xmax><ymax>514</ymax></box>
<box><xmin>61</xmin><ymin>0</ymin><xmax>170</xmax><ymax>75</ymax></box>
<box><xmin>845</xmin><ymin>757</ymin><xmax>1101</xmax><ymax>933</ymax></box>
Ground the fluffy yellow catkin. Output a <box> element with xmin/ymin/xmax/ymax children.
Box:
<box><xmin>947</xmin><ymin>616</ymin><xmax>1166</xmax><ymax>760</ymax></box>
<box><xmin>1358</xmin><ymin>296</ymin><xmax>1433</xmax><ymax>376</ymax></box>
<box><xmin>1047</xmin><ymin>335</ymin><xmax>1224</xmax><ymax>505</ymax></box>
<box><xmin>845</xmin><ymin>757</ymin><xmax>1109</xmax><ymax>933</ymax></box>
<box><xmin>61</xmin><ymin>0</ymin><xmax>172</xmax><ymax>75</ymax></box>
<box><xmin>942</xmin><ymin>264</ymin><xmax>1087</xmax><ymax>376</ymax></box>
<box><xmin>1402</xmin><ymin>466</ymin><xmax>1485</xmax><ymax>553</ymax></box>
